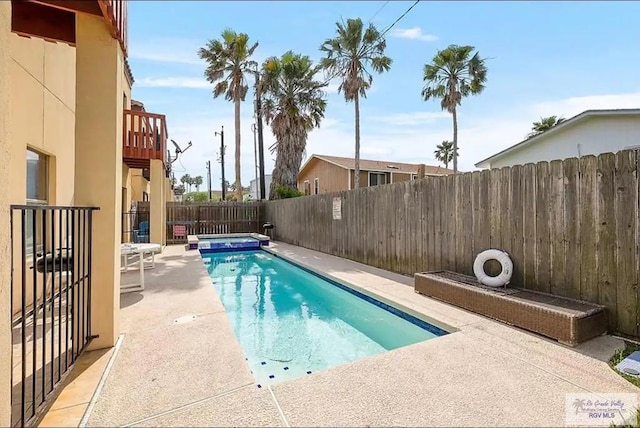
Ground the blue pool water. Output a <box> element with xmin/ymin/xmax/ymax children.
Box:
<box><xmin>203</xmin><ymin>250</ymin><xmax>447</xmax><ymax>385</ymax></box>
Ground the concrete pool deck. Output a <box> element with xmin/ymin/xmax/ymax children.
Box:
<box><xmin>83</xmin><ymin>242</ymin><xmax>637</xmax><ymax>427</ymax></box>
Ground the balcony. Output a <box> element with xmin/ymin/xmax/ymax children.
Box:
<box><xmin>122</xmin><ymin>109</ymin><xmax>168</xmax><ymax>171</ymax></box>
<box><xmin>97</xmin><ymin>0</ymin><xmax>128</xmax><ymax>54</ymax></box>
<box><xmin>11</xmin><ymin>0</ymin><xmax>127</xmax><ymax>55</ymax></box>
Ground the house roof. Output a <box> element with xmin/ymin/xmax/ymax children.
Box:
<box><xmin>131</xmin><ymin>99</ymin><xmax>145</xmax><ymax>112</ymax></box>
<box><xmin>474</xmin><ymin>108</ymin><xmax>640</xmax><ymax>168</ymax></box>
<box><xmin>300</xmin><ymin>154</ymin><xmax>454</xmax><ymax>176</ymax></box>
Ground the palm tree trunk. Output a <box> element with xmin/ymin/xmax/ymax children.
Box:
<box><xmin>234</xmin><ymin>97</ymin><xmax>242</xmax><ymax>200</ymax></box>
<box><xmin>354</xmin><ymin>92</ymin><xmax>361</xmax><ymax>189</ymax></box>
<box><xmin>452</xmin><ymin>107</ymin><xmax>458</xmax><ymax>173</ymax></box>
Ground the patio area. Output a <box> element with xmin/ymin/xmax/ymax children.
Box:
<box><xmin>55</xmin><ymin>242</ymin><xmax>638</xmax><ymax>427</ymax></box>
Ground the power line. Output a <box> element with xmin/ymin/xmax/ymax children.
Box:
<box><xmin>321</xmin><ymin>0</ymin><xmax>421</xmax><ymax>87</ymax></box>
<box><xmin>367</xmin><ymin>1</ymin><xmax>390</xmax><ymax>23</ymax></box>
<box><xmin>380</xmin><ymin>0</ymin><xmax>420</xmax><ymax>37</ymax></box>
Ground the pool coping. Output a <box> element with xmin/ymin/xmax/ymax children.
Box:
<box><xmin>83</xmin><ymin>243</ymin><xmax>636</xmax><ymax>427</ymax></box>
<box><xmin>187</xmin><ymin>233</ymin><xmax>271</xmax><ymax>250</ymax></box>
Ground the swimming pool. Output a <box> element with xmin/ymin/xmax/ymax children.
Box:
<box><xmin>203</xmin><ymin>250</ymin><xmax>448</xmax><ymax>386</ymax></box>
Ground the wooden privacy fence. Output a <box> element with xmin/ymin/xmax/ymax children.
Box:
<box><xmin>264</xmin><ymin>150</ymin><xmax>640</xmax><ymax>338</ymax></box>
<box><xmin>165</xmin><ymin>202</ymin><xmax>263</xmax><ymax>244</ymax></box>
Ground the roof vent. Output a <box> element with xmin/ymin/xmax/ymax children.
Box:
<box><xmin>387</xmin><ymin>165</ymin><xmax>399</xmax><ymax>169</ymax></box>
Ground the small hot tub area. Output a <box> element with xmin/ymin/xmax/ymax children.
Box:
<box><xmin>187</xmin><ymin>233</ymin><xmax>270</xmax><ymax>253</ymax></box>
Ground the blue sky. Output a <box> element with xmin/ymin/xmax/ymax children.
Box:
<box><xmin>128</xmin><ymin>0</ymin><xmax>640</xmax><ymax>188</ymax></box>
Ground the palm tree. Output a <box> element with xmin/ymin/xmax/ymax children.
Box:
<box><xmin>260</xmin><ymin>51</ymin><xmax>327</xmax><ymax>199</ymax></box>
<box><xmin>180</xmin><ymin>174</ymin><xmax>192</xmax><ymax>193</ymax></box>
<box><xmin>528</xmin><ymin>115</ymin><xmax>565</xmax><ymax>138</ymax></box>
<box><xmin>422</xmin><ymin>45</ymin><xmax>487</xmax><ymax>173</ymax></box>
<box><xmin>434</xmin><ymin>140</ymin><xmax>458</xmax><ymax>169</ymax></box>
<box><xmin>193</xmin><ymin>175</ymin><xmax>203</xmax><ymax>191</ymax></box>
<box><xmin>320</xmin><ymin>18</ymin><xmax>392</xmax><ymax>188</ymax></box>
<box><xmin>199</xmin><ymin>29</ymin><xmax>258</xmax><ymax>201</ymax></box>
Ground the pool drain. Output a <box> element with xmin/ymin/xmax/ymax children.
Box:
<box><xmin>173</xmin><ymin>315</ymin><xmax>197</xmax><ymax>324</ymax></box>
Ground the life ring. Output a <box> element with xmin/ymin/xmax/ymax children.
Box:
<box><xmin>473</xmin><ymin>249</ymin><xmax>513</xmax><ymax>287</ymax></box>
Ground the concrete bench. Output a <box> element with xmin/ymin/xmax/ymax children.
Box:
<box><xmin>414</xmin><ymin>271</ymin><xmax>607</xmax><ymax>346</ymax></box>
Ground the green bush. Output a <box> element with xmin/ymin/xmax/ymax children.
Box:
<box><xmin>275</xmin><ymin>185</ymin><xmax>303</xmax><ymax>199</ymax></box>
<box><xmin>184</xmin><ymin>191</ymin><xmax>211</xmax><ymax>202</ymax></box>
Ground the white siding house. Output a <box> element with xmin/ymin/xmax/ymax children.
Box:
<box><xmin>475</xmin><ymin>109</ymin><xmax>640</xmax><ymax>169</ymax></box>
<box><xmin>249</xmin><ymin>174</ymin><xmax>272</xmax><ymax>200</ymax></box>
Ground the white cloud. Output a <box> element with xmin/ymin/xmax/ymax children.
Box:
<box><xmin>374</xmin><ymin>111</ymin><xmax>449</xmax><ymax>126</ymax></box>
<box><xmin>390</xmin><ymin>27</ymin><xmax>438</xmax><ymax>42</ymax></box>
<box><xmin>130</xmin><ymin>37</ymin><xmax>271</xmax><ymax>67</ymax></box>
<box><xmin>137</xmin><ymin>77</ymin><xmax>210</xmax><ymax>89</ymax></box>
<box><xmin>530</xmin><ymin>92</ymin><xmax>640</xmax><ymax>119</ymax></box>
<box><xmin>164</xmin><ymin>90</ymin><xmax>640</xmax><ymax>186</ymax></box>
<box><xmin>129</xmin><ymin>38</ymin><xmax>204</xmax><ymax>65</ymax></box>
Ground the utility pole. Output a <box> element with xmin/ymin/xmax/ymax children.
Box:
<box><xmin>205</xmin><ymin>160</ymin><xmax>212</xmax><ymax>201</ymax></box>
<box><xmin>215</xmin><ymin>126</ymin><xmax>226</xmax><ymax>201</ymax></box>
<box><xmin>255</xmin><ymin>73</ymin><xmax>266</xmax><ymax>200</ymax></box>
<box><xmin>251</xmin><ymin>123</ymin><xmax>259</xmax><ymax>200</ymax></box>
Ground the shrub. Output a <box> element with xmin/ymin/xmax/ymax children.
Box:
<box><xmin>275</xmin><ymin>185</ymin><xmax>303</xmax><ymax>199</ymax></box>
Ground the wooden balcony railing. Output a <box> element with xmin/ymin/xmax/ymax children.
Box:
<box><xmin>98</xmin><ymin>0</ymin><xmax>128</xmax><ymax>54</ymax></box>
<box><xmin>122</xmin><ymin>110</ymin><xmax>167</xmax><ymax>170</ymax></box>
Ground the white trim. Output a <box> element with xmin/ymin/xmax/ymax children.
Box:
<box><xmin>303</xmin><ymin>180</ymin><xmax>310</xmax><ymax>195</ymax></box>
<box><xmin>390</xmin><ymin>172</ymin><xmax>393</xmax><ymax>184</ymax></box>
<box><xmin>362</xmin><ymin>167</ymin><xmax>417</xmax><ymax>175</ymax></box>
<box><xmin>313</xmin><ymin>178</ymin><xmax>319</xmax><ymax>195</ymax></box>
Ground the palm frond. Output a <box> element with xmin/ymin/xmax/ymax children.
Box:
<box><xmin>319</xmin><ymin>17</ymin><xmax>392</xmax><ymax>101</ymax></box>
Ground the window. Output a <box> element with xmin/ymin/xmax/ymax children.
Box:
<box><xmin>411</xmin><ymin>174</ymin><xmax>418</xmax><ymax>180</ymax></box>
<box><xmin>313</xmin><ymin>178</ymin><xmax>319</xmax><ymax>195</ymax></box>
<box><xmin>123</xmin><ymin>92</ymin><xmax>128</xmax><ymax>109</ymax></box>
<box><xmin>26</xmin><ymin>149</ymin><xmax>49</xmax><ymax>254</ymax></box>
<box><xmin>303</xmin><ymin>181</ymin><xmax>310</xmax><ymax>196</ymax></box>
<box><xmin>142</xmin><ymin>191</ymin><xmax>149</xmax><ymax>202</ymax></box>
<box><xmin>369</xmin><ymin>172</ymin><xmax>389</xmax><ymax>186</ymax></box>
<box><xmin>27</xmin><ymin>149</ymin><xmax>48</xmax><ymax>204</ymax></box>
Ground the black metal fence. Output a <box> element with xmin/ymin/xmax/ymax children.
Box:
<box><xmin>10</xmin><ymin>205</ymin><xmax>98</xmax><ymax>427</ymax></box>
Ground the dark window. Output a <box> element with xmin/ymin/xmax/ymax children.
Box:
<box><xmin>369</xmin><ymin>172</ymin><xmax>389</xmax><ymax>186</ymax></box>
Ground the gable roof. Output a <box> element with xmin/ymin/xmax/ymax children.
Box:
<box><xmin>475</xmin><ymin>108</ymin><xmax>640</xmax><ymax>168</ymax></box>
<box><xmin>300</xmin><ymin>154</ymin><xmax>454</xmax><ymax>176</ymax></box>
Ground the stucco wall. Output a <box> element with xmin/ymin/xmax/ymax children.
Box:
<box><xmin>131</xmin><ymin>169</ymin><xmax>150</xmax><ymax>201</ymax></box>
<box><xmin>9</xmin><ymin>35</ymin><xmax>77</xmax><ymax>322</ymax></box>
<box><xmin>485</xmin><ymin>115</ymin><xmax>640</xmax><ymax>169</ymax></box>
<box><xmin>74</xmin><ymin>13</ymin><xmax>124</xmax><ymax>349</ymax></box>
<box><xmin>0</xmin><ymin>3</ymin><xmax>12</xmax><ymax>425</ymax></box>
<box><xmin>9</xmin><ymin>34</ymin><xmax>76</xmax><ymax>206</ymax></box>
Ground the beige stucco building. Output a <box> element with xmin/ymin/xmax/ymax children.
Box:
<box><xmin>0</xmin><ymin>1</ymin><xmax>173</xmax><ymax>425</ymax></box>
